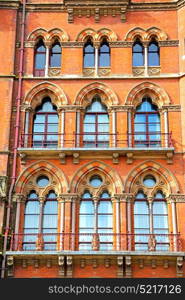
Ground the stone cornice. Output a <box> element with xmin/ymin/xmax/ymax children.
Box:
<box><xmin>0</xmin><ymin>0</ymin><xmax>19</xmax><ymax>9</ymax></box>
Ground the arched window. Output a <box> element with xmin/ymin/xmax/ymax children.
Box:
<box><xmin>83</xmin><ymin>38</ymin><xmax>95</xmax><ymax>68</ymax></box>
<box><xmin>134</xmin><ymin>97</ymin><xmax>161</xmax><ymax>147</ymax></box>
<box><xmin>32</xmin><ymin>97</ymin><xmax>59</xmax><ymax>148</ymax></box>
<box><xmin>134</xmin><ymin>192</ymin><xmax>149</xmax><ymax>250</ymax></box>
<box><xmin>98</xmin><ymin>191</ymin><xmax>113</xmax><ymax>250</ymax></box>
<box><xmin>42</xmin><ymin>191</ymin><xmax>58</xmax><ymax>250</ymax></box>
<box><xmin>148</xmin><ymin>39</ymin><xmax>160</xmax><ymax>66</ymax></box>
<box><xmin>99</xmin><ymin>38</ymin><xmax>110</xmax><ymax>67</ymax></box>
<box><xmin>23</xmin><ymin>191</ymin><xmax>39</xmax><ymax>250</ymax></box>
<box><xmin>132</xmin><ymin>39</ymin><xmax>144</xmax><ymax>67</ymax></box>
<box><xmin>49</xmin><ymin>42</ymin><xmax>62</xmax><ymax>68</ymax></box>
<box><xmin>153</xmin><ymin>191</ymin><xmax>169</xmax><ymax>250</ymax></box>
<box><xmin>79</xmin><ymin>191</ymin><xmax>94</xmax><ymax>250</ymax></box>
<box><xmin>34</xmin><ymin>39</ymin><xmax>46</xmax><ymax>76</ymax></box>
<box><xmin>83</xmin><ymin>96</ymin><xmax>109</xmax><ymax>148</ymax></box>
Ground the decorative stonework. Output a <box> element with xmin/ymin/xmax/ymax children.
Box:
<box><xmin>125</xmin><ymin>27</ymin><xmax>168</xmax><ymax>42</ymax></box>
<box><xmin>83</xmin><ymin>68</ymin><xmax>95</xmax><ymax>77</ymax></box>
<box><xmin>176</xmin><ymin>257</ymin><xmax>184</xmax><ymax>277</ymax></box>
<box><xmin>162</xmin><ymin>105</ymin><xmax>181</xmax><ymax>112</ymax></box>
<box><xmin>7</xmin><ymin>256</ymin><xmax>14</xmax><ymax>277</ymax></box>
<box><xmin>0</xmin><ymin>176</ymin><xmax>7</xmax><ymax>199</ymax></box>
<box><xmin>64</xmin><ymin>0</ymin><xmax>129</xmax><ymax>23</ymax></box>
<box><xmin>168</xmin><ymin>194</ymin><xmax>185</xmax><ymax>203</ymax></box>
<box><xmin>117</xmin><ymin>256</ymin><xmax>124</xmax><ymax>278</ymax></box>
<box><xmin>98</xmin><ymin>68</ymin><xmax>111</xmax><ymax>76</ymax></box>
<box><xmin>48</xmin><ymin>67</ymin><xmax>61</xmax><ymax>77</ymax></box>
<box><xmin>132</xmin><ymin>67</ymin><xmax>145</xmax><ymax>77</ymax></box>
<box><xmin>27</xmin><ymin>28</ymin><xmax>69</xmax><ymax>44</ymax></box>
<box><xmin>158</xmin><ymin>40</ymin><xmax>179</xmax><ymax>47</ymax></box>
<box><xmin>125</xmin><ymin>256</ymin><xmax>132</xmax><ymax>278</ymax></box>
<box><xmin>148</xmin><ymin>67</ymin><xmax>161</xmax><ymax>76</ymax></box>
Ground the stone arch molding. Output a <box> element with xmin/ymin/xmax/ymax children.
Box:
<box><xmin>23</xmin><ymin>82</ymin><xmax>68</xmax><ymax>110</ymax></box>
<box><xmin>125</xmin><ymin>82</ymin><xmax>171</xmax><ymax>108</ymax></box>
<box><xmin>76</xmin><ymin>28</ymin><xmax>118</xmax><ymax>42</ymax></box>
<box><xmin>124</xmin><ymin>161</ymin><xmax>180</xmax><ymax>196</ymax></box>
<box><xmin>15</xmin><ymin>161</ymin><xmax>69</xmax><ymax>197</ymax></box>
<box><xmin>70</xmin><ymin>161</ymin><xmax>123</xmax><ymax>195</ymax></box>
<box><xmin>27</xmin><ymin>28</ymin><xmax>69</xmax><ymax>44</ymax></box>
<box><xmin>125</xmin><ymin>27</ymin><xmax>168</xmax><ymax>42</ymax></box>
<box><xmin>74</xmin><ymin>82</ymin><xmax>119</xmax><ymax>108</ymax></box>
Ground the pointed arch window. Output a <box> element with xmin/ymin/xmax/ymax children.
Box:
<box><xmin>99</xmin><ymin>38</ymin><xmax>110</xmax><ymax>67</ymax></box>
<box><xmin>148</xmin><ymin>39</ymin><xmax>160</xmax><ymax>67</ymax></box>
<box><xmin>83</xmin><ymin>38</ymin><xmax>95</xmax><ymax>68</ymax></box>
<box><xmin>134</xmin><ymin>192</ymin><xmax>149</xmax><ymax>250</ymax></box>
<box><xmin>50</xmin><ymin>42</ymin><xmax>62</xmax><ymax>68</ymax></box>
<box><xmin>42</xmin><ymin>191</ymin><xmax>58</xmax><ymax>250</ymax></box>
<box><xmin>83</xmin><ymin>96</ymin><xmax>109</xmax><ymax>148</ymax></box>
<box><xmin>33</xmin><ymin>97</ymin><xmax>59</xmax><ymax>148</ymax></box>
<box><xmin>132</xmin><ymin>39</ymin><xmax>144</xmax><ymax>67</ymax></box>
<box><xmin>79</xmin><ymin>191</ymin><xmax>94</xmax><ymax>250</ymax></box>
<box><xmin>153</xmin><ymin>191</ymin><xmax>169</xmax><ymax>250</ymax></box>
<box><xmin>134</xmin><ymin>97</ymin><xmax>161</xmax><ymax>147</ymax></box>
<box><xmin>34</xmin><ymin>39</ymin><xmax>46</xmax><ymax>76</ymax></box>
<box><xmin>23</xmin><ymin>191</ymin><xmax>39</xmax><ymax>250</ymax></box>
<box><xmin>98</xmin><ymin>191</ymin><xmax>113</xmax><ymax>250</ymax></box>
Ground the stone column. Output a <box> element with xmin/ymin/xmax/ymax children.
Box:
<box><xmin>127</xmin><ymin>109</ymin><xmax>132</xmax><ymax>147</ymax></box>
<box><xmin>76</xmin><ymin>109</ymin><xmax>81</xmax><ymax>147</ymax></box>
<box><xmin>36</xmin><ymin>197</ymin><xmax>45</xmax><ymax>250</ymax></box>
<box><xmin>112</xmin><ymin>109</ymin><xmax>116</xmax><ymax>147</ymax></box>
<box><xmin>92</xmin><ymin>197</ymin><xmax>99</xmax><ymax>250</ymax></box>
<box><xmin>14</xmin><ymin>194</ymin><xmax>25</xmax><ymax>251</ymax></box>
<box><xmin>144</xmin><ymin>42</ymin><xmax>148</xmax><ymax>76</ymax></box>
<box><xmin>58</xmin><ymin>195</ymin><xmax>65</xmax><ymax>251</ymax></box>
<box><xmin>169</xmin><ymin>195</ymin><xmax>178</xmax><ymax>251</ymax></box>
<box><xmin>113</xmin><ymin>196</ymin><xmax>120</xmax><ymax>250</ymax></box>
<box><xmin>45</xmin><ymin>44</ymin><xmax>50</xmax><ymax>77</ymax></box>
<box><xmin>163</xmin><ymin>109</ymin><xmax>169</xmax><ymax>147</ymax></box>
<box><xmin>94</xmin><ymin>42</ymin><xmax>99</xmax><ymax>77</ymax></box>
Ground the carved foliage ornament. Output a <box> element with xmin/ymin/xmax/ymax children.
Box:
<box><xmin>0</xmin><ymin>176</ymin><xmax>7</xmax><ymax>198</ymax></box>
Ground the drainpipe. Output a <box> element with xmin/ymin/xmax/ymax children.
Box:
<box><xmin>1</xmin><ymin>0</ymin><xmax>26</xmax><ymax>278</ymax></box>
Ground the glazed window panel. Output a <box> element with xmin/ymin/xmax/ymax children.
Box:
<box><xmin>148</xmin><ymin>41</ymin><xmax>160</xmax><ymax>66</ymax></box>
<box><xmin>132</xmin><ymin>41</ymin><xmax>144</xmax><ymax>67</ymax></box>
<box><xmin>99</xmin><ymin>41</ymin><xmax>110</xmax><ymax>67</ymax></box>
<box><xmin>83</xmin><ymin>40</ymin><xmax>95</xmax><ymax>68</ymax></box>
<box><xmin>98</xmin><ymin>199</ymin><xmax>113</xmax><ymax>250</ymax></box>
<box><xmin>50</xmin><ymin>43</ymin><xmax>61</xmax><ymax>68</ymax></box>
<box><xmin>79</xmin><ymin>198</ymin><xmax>94</xmax><ymax>250</ymax></box>
<box><xmin>34</xmin><ymin>40</ymin><xmax>46</xmax><ymax>76</ymax></box>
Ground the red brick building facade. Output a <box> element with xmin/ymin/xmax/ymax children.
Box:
<box><xmin>0</xmin><ymin>0</ymin><xmax>185</xmax><ymax>278</ymax></box>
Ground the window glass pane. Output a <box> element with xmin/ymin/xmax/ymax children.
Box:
<box><xmin>98</xmin><ymin>215</ymin><xmax>112</xmax><ymax>228</ymax></box>
<box><xmin>133</xmin><ymin>43</ymin><xmax>143</xmax><ymax>52</ymax></box>
<box><xmin>41</xmin><ymin>101</ymin><xmax>56</xmax><ymax>112</ymax></box>
<box><xmin>24</xmin><ymin>215</ymin><xmax>39</xmax><ymax>228</ymax></box>
<box><xmin>85</xmin><ymin>44</ymin><xmax>94</xmax><ymax>53</ymax></box>
<box><xmin>44</xmin><ymin>201</ymin><xmax>58</xmax><ymax>214</ymax></box>
<box><xmin>99</xmin><ymin>53</ymin><xmax>110</xmax><ymax>67</ymax></box>
<box><xmin>84</xmin><ymin>54</ymin><xmax>95</xmax><ymax>67</ymax></box>
<box><xmin>43</xmin><ymin>215</ymin><xmax>57</xmax><ymax>228</ymax></box>
<box><xmin>98</xmin><ymin>114</ymin><xmax>109</xmax><ymax>123</ymax></box>
<box><xmin>50</xmin><ymin>53</ymin><xmax>61</xmax><ymax>67</ymax></box>
<box><xmin>47</xmin><ymin>114</ymin><xmax>58</xmax><ymax>123</ymax></box>
<box><xmin>134</xmin><ymin>114</ymin><xmax>146</xmax><ymax>123</ymax></box>
<box><xmin>135</xmin><ymin>192</ymin><xmax>146</xmax><ymax>199</ymax></box>
<box><xmin>89</xmin><ymin>175</ymin><xmax>102</xmax><ymax>187</ymax></box>
<box><xmin>134</xmin><ymin>215</ymin><xmax>149</xmax><ymax>228</ymax></box>
<box><xmin>98</xmin><ymin>124</ymin><xmax>109</xmax><ymax>132</ymax></box>
<box><xmin>47</xmin><ymin>124</ymin><xmax>58</xmax><ymax>133</ymax></box>
<box><xmin>153</xmin><ymin>216</ymin><xmax>168</xmax><ymax>228</ymax></box>
<box><xmin>84</xmin><ymin>115</ymin><xmax>95</xmax><ymax>123</ymax></box>
<box><xmin>83</xmin><ymin>124</ymin><xmax>95</xmax><ymax>133</ymax></box>
<box><xmin>79</xmin><ymin>215</ymin><xmax>94</xmax><ymax>228</ymax></box>
<box><xmin>35</xmin><ymin>53</ymin><xmax>46</xmax><ymax>69</ymax></box>
<box><xmin>154</xmin><ymin>192</ymin><xmax>165</xmax><ymax>199</ymax></box>
<box><xmin>143</xmin><ymin>175</ymin><xmax>156</xmax><ymax>187</ymax></box>
<box><xmin>133</xmin><ymin>53</ymin><xmax>144</xmax><ymax>67</ymax></box>
<box><xmin>82</xmin><ymin>192</ymin><xmax>92</xmax><ymax>199</ymax></box>
<box><xmin>36</xmin><ymin>175</ymin><xmax>49</xmax><ymax>187</ymax></box>
<box><xmin>153</xmin><ymin>201</ymin><xmax>167</xmax><ymax>214</ymax></box>
<box><xmin>98</xmin><ymin>201</ymin><xmax>112</xmax><ymax>213</ymax></box>
<box><xmin>148</xmin><ymin>124</ymin><xmax>160</xmax><ymax>132</ymax></box>
<box><xmin>87</xmin><ymin>100</ymin><xmax>107</xmax><ymax>112</ymax></box>
<box><xmin>100</xmin><ymin>192</ymin><xmax>110</xmax><ymax>199</ymax></box>
<box><xmin>148</xmin><ymin>114</ymin><xmax>160</xmax><ymax>122</ymax></box>
<box><xmin>148</xmin><ymin>53</ymin><xmax>160</xmax><ymax>66</ymax></box>
<box><xmin>134</xmin><ymin>124</ymin><xmax>146</xmax><ymax>133</ymax></box>
<box><xmin>34</xmin><ymin>115</ymin><xmax>45</xmax><ymax>123</ymax></box>
<box><xmin>25</xmin><ymin>201</ymin><xmax>39</xmax><ymax>214</ymax></box>
<box><xmin>80</xmin><ymin>201</ymin><xmax>94</xmax><ymax>214</ymax></box>
<box><xmin>134</xmin><ymin>201</ymin><xmax>148</xmax><ymax>214</ymax></box>
<box><xmin>136</xmin><ymin>99</ymin><xmax>157</xmax><ymax>112</ymax></box>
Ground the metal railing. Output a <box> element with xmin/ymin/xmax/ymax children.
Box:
<box><xmin>9</xmin><ymin>232</ymin><xmax>182</xmax><ymax>252</ymax></box>
<box><xmin>19</xmin><ymin>132</ymin><xmax>173</xmax><ymax>149</ymax></box>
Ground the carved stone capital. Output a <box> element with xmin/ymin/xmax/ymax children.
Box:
<box><xmin>0</xmin><ymin>176</ymin><xmax>7</xmax><ymax>198</ymax></box>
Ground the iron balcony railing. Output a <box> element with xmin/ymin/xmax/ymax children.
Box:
<box><xmin>9</xmin><ymin>232</ymin><xmax>182</xmax><ymax>252</ymax></box>
<box><xmin>19</xmin><ymin>132</ymin><xmax>173</xmax><ymax>149</ymax></box>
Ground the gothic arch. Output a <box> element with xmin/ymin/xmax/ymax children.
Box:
<box><xmin>125</xmin><ymin>82</ymin><xmax>171</xmax><ymax>108</ymax></box>
<box><xmin>76</xmin><ymin>28</ymin><xmax>97</xmax><ymax>42</ymax></box>
<box><xmin>23</xmin><ymin>81</ymin><xmax>68</xmax><ymax>110</ymax></box>
<box><xmin>76</xmin><ymin>28</ymin><xmax>117</xmax><ymax>42</ymax></box>
<box><xmin>125</xmin><ymin>27</ymin><xmax>146</xmax><ymax>42</ymax></box>
<box><xmin>97</xmin><ymin>28</ymin><xmax>118</xmax><ymax>42</ymax></box>
<box><xmin>48</xmin><ymin>28</ymin><xmax>69</xmax><ymax>42</ymax></box>
<box><xmin>74</xmin><ymin>82</ymin><xmax>119</xmax><ymax>108</ymax></box>
<box><xmin>125</xmin><ymin>27</ymin><xmax>168</xmax><ymax>42</ymax></box>
<box><xmin>124</xmin><ymin>161</ymin><xmax>180</xmax><ymax>196</ymax></box>
<box><xmin>15</xmin><ymin>161</ymin><xmax>69</xmax><ymax>196</ymax></box>
<box><xmin>70</xmin><ymin>161</ymin><xmax>123</xmax><ymax>194</ymax></box>
<box><xmin>27</xmin><ymin>28</ymin><xmax>49</xmax><ymax>43</ymax></box>
<box><xmin>146</xmin><ymin>27</ymin><xmax>168</xmax><ymax>41</ymax></box>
